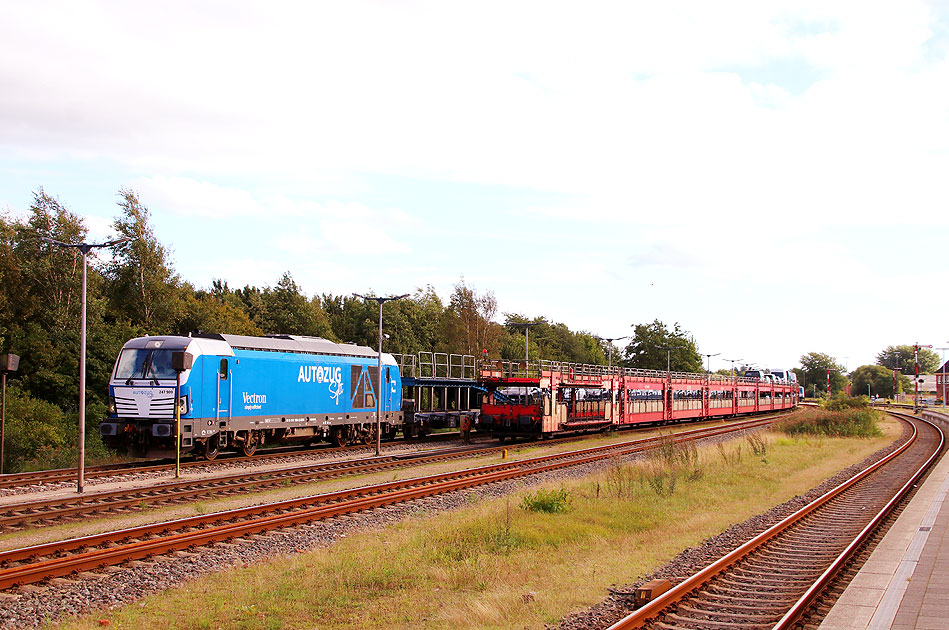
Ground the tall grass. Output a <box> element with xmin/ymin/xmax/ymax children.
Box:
<box><xmin>777</xmin><ymin>406</ymin><xmax>881</xmax><ymax>438</ymax></box>
<box><xmin>520</xmin><ymin>488</ymin><xmax>572</xmax><ymax>513</ymax></box>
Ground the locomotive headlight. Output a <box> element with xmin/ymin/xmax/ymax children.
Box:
<box><xmin>108</xmin><ymin>396</ymin><xmax>116</xmax><ymax>415</ymax></box>
<box><xmin>177</xmin><ymin>395</ymin><xmax>189</xmax><ymax>415</ymax></box>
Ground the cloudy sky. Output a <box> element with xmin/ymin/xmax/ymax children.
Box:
<box><xmin>2</xmin><ymin>1</ymin><xmax>948</xmax><ymax>373</ymax></box>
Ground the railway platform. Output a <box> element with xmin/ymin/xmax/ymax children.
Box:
<box><xmin>819</xmin><ymin>410</ymin><xmax>949</xmax><ymax>629</ymax></box>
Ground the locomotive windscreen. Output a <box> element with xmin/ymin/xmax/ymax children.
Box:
<box><xmin>114</xmin><ymin>348</ymin><xmax>179</xmax><ymax>381</ymax></box>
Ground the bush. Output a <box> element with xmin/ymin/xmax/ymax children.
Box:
<box><xmin>2</xmin><ymin>385</ymin><xmax>71</xmax><ymax>472</ymax></box>
<box><xmin>777</xmin><ymin>407</ymin><xmax>881</xmax><ymax>438</ymax></box>
<box><xmin>520</xmin><ymin>487</ymin><xmax>572</xmax><ymax>513</ymax></box>
<box><xmin>822</xmin><ymin>394</ymin><xmax>869</xmax><ymax>412</ymax></box>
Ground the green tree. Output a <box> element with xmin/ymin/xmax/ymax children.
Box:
<box><xmin>623</xmin><ymin>320</ymin><xmax>702</xmax><ymax>372</ymax></box>
<box><xmin>441</xmin><ymin>279</ymin><xmax>501</xmax><ymax>357</ymax></box>
<box><xmin>177</xmin><ymin>284</ymin><xmax>263</xmax><ymax>336</ymax></box>
<box><xmin>256</xmin><ymin>272</ymin><xmax>334</xmax><ymax>338</ymax></box>
<box><xmin>105</xmin><ymin>189</ymin><xmax>181</xmax><ymax>331</ymax></box>
<box><xmin>851</xmin><ymin>364</ymin><xmax>899</xmax><ymax>398</ymax></box>
<box><xmin>799</xmin><ymin>352</ymin><xmax>847</xmax><ymax>396</ymax></box>
<box><xmin>876</xmin><ymin>345</ymin><xmax>940</xmax><ymax>374</ymax></box>
<box><xmin>0</xmin><ymin>190</ymin><xmax>114</xmax><ymax>413</ymax></box>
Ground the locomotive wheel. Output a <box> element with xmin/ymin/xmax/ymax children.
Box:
<box><xmin>361</xmin><ymin>425</ymin><xmax>378</xmax><ymax>445</ymax></box>
<box><xmin>241</xmin><ymin>431</ymin><xmax>258</xmax><ymax>456</ymax></box>
<box><xmin>331</xmin><ymin>427</ymin><xmax>348</xmax><ymax>447</ymax></box>
<box><xmin>203</xmin><ymin>435</ymin><xmax>220</xmax><ymax>460</ymax></box>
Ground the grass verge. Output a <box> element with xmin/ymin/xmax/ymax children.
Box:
<box><xmin>60</xmin><ymin>418</ymin><xmax>897</xmax><ymax>630</ymax></box>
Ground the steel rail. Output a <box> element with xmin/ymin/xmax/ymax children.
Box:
<box><xmin>0</xmin><ymin>415</ymin><xmax>785</xmax><ymax>589</ymax></box>
<box><xmin>0</xmin><ymin>443</ymin><xmax>507</xmax><ymax>530</ymax></box>
<box><xmin>771</xmin><ymin>412</ymin><xmax>945</xmax><ymax>629</ymax></box>
<box><xmin>0</xmin><ymin>432</ymin><xmax>466</xmax><ymax>490</ymax></box>
<box><xmin>604</xmin><ymin>413</ymin><xmax>939</xmax><ymax>630</ymax></box>
<box><xmin>0</xmin><ymin>416</ymin><xmax>784</xmax><ymax>531</ymax></box>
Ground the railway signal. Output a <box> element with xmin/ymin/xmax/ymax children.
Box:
<box><xmin>914</xmin><ymin>343</ymin><xmax>933</xmax><ymax>412</ymax></box>
<box><xmin>826</xmin><ymin>368</ymin><xmax>838</xmax><ymax>396</ymax></box>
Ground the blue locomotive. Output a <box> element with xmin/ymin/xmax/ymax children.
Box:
<box><xmin>99</xmin><ymin>333</ymin><xmax>403</xmax><ymax>458</ymax></box>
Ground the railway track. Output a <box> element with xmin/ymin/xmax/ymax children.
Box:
<box><xmin>0</xmin><ymin>432</ymin><xmax>465</xmax><ymax>491</ymax></box>
<box><xmin>0</xmin><ymin>415</ymin><xmax>784</xmax><ymax>591</ymax></box>
<box><xmin>604</xmin><ymin>411</ymin><xmax>944</xmax><ymax>630</ymax></box>
<box><xmin>0</xmin><ymin>416</ymin><xmax>787</xmax><ymax>533</ymax></box>
<box><xmin>0</xmin><ymin>440</ymin><xmax>530</xmax><ymax>531</ymax></box>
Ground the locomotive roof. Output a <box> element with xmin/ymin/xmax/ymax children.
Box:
<box><xmin>196</xmin><ymin>333</ymin><xmax>378</xmax><ymax>358</ymax></box>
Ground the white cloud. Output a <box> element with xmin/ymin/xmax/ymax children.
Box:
<box><xmin>2</xmin><ymin>0</ymin><xmax>947</xmax><ymax>372</ymax></box>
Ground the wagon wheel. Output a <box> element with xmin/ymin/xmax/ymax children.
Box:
<box><xmin>360</xmin><ymin>424</ymin><xmax>379</xmax><ymax>445</ymax></box>
<box><xmin>203</xmin><ymin>435</ymin><xmax>220</xmax><ymax>460</ymax></box>
<box><xmin>240</xmin><ymin>431</ymin><xmax>258</xmax><ymax>457</ymax></box>
<box><xmin>331</xmin><ymin>427</ymin><xmax>348</xmax><ymax>448</ymax></box>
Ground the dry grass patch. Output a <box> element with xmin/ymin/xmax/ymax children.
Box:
<box><xmin>59</xmin><ymin>418</ymin><xmax>898</xmax><ymax>630</ymax></box>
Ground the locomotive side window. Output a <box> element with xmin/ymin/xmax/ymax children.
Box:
<box><xmin>350</xmin><ymin>365</ymin><xmax>378</xmax><ymax>408</ymax></box>
<box><xmin>219</xmin><ymin>358</ymin><xmax>228</xmax><ymax>380</ymax></box>
<box><xmin>366</xmin><ymin>367</ymin><xmax>378</xmax><ymax>407</ymax></box>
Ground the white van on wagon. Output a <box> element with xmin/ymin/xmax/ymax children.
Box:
<box><xmin>769</xmin><ymin>369</ymin><xmax>797</xmax><ymax>384</ymax></box>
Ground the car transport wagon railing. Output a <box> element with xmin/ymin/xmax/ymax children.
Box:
<box><xmin>392</xmin><ymin>352</ymin><xmax>478</xmax><ymax>381</ymax></box>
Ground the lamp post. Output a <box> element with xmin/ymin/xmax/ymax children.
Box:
<box><xmin>703</xmin><ymin>352</ymin><xmax>720</xmax><ymax>374</ymax></box>
<box><xmin>597</xmin><ymin>336</ymin><xmax>629</xmax><ymax>369</ymax></box>
<box><xmin>656</xmin><ymin>345</ymin><xmax>673</xmax><ymax>374</ymax></box>
<box><xmin>723</xmin><ymin>358</ymin><xmax>742</xmax><ymax>378</ymax></box>
<box><xmin>41</xmin><ymin>236</ymin><xmax>131</xmax><ymax>493</ymax></box>
<box><xmin>0</xmin><ymin>353</ymin><xmax>20</xmax><ymax>475</ymax></box>
<box><xmin>354</xmin><ymin>293</ymin><xmax>409</xmax><ymax>456</ymax></box>
<box><xmin>508</xmin><ymin>321</ymin><xmax>544</xmax><ymax>363</ymax></box>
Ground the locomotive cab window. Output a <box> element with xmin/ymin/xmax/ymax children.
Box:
<box><xmin>219</xmin><ymin>359</ymin><xmax>229</xmax><ymax>380</ymax></box>
<box><xmin>114</xmin><ymin>348</ymin><xmax>180</xmax><ymax>381</ymax></box>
